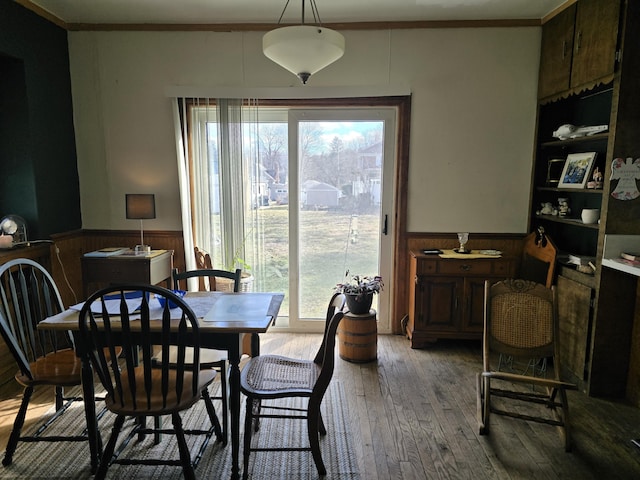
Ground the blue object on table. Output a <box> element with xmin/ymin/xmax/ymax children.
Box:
<box><xmin>156</xmin><ymin>290</ymin><xmax>187</xmax><ymax>309</ymax></box>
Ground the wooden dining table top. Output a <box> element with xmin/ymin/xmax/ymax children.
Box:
<box><xmin>38</xmin><ymin>291</ymin><xmax>284</xmax><ymax>333</ymax></box>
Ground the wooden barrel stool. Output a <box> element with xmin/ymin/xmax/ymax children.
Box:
<box><xmin>338</xmin><ymin>309</ymin><xmax>377</xmax><ymax>363</ymax></box>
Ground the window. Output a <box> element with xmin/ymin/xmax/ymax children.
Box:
<box><xmin>184</xmin><ymin>99</ymin><xmax>399</xmax><ymax>331</ymax></box>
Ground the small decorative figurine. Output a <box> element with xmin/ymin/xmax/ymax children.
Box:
<box><xmin>593</xmin><ymin>166</ymin><xmax>603</xmax><ymax>188</ymax></box>
<box><xmin>537</xmin><ymin>202</ymin><xmax>557</xmax><ymax>216</ymax></box>
<box><xmin>588</xmin><ymin>167</ymin><xmax>603</xmax><ymax>188</ymax></box>
<box><xmin>557</xmin><ymin>197</ymin><xmax>570</xmax><ymax>217</ymax></box>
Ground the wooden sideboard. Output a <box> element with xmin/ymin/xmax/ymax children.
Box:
<box><xmin>407</xmin><ymin>250</ymin><xmax>516</xmax><ymax>348</ymax></box>
<box><xmin>80</xmin><ymin>249</ymin><xmax>174</xmax><ymax>297</ymax></box>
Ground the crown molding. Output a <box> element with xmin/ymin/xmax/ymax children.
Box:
<box><xmin>15</xmin><ymin>1</ymin><xmax>541</xmax><ymax>32</ymax></box>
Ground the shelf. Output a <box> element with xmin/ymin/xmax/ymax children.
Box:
<box><xmin>535</xmin><ymin>214</ymin><xmax>600</xmax><ymax>229</ymax></box>
<box><xmin>602</xmin><ymin>258</ymin><xmax>640</xmax><ymax>277</ymax></box>
<box><xmin>601</xmin><ymin>235</ymin><xmax>640</xmax><ymax>276</ymax></box>
<box><xmin>540</xmin><ymin>132</ymin><xmax>609</xmax><ymax>148</ymax></box>
<box><xmin>536</xmin><ymin>186</ymin><xmax>603</xmax><ymax>194</ymax></box>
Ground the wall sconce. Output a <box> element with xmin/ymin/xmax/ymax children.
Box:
<box><xmin>125</xmin><ymin>194</ymin><xmax>156</xmax><ymax>254</ymax></box>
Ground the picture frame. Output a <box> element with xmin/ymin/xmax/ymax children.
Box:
<box><xmin>558</xmin><ymin>152</ymin><xmax>597</xmax><ymax>189</ymax></box>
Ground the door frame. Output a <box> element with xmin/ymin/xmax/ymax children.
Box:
<box><xmin>258</xmin><ymin>96</ymin><xmax>411</xmax><ymax>335</ymax></box>
<box><xmin>287</xmin><ymin>107</ymin><xmax>397</xmax><ymax>333</ymax></box>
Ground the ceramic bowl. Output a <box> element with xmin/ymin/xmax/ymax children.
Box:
<box><xmin>581</xmin><ymin>208</ymin><xmax>600</xmax><ymax>224</ymax></box>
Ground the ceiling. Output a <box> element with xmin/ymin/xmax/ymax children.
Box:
<box><xmin>23</xmin><ymin>0</ymin><xmax>569</xmax><ymax>27</ymax></box>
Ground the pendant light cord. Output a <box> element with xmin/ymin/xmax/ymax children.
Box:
<box><xmin>276</xmin><ymin>0</ymin><xmax>322</xmax><ymax>26</ymax></box>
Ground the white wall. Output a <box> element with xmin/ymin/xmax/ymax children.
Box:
<box><xmin>68</xmin><ymin>27</ymin><xmax>540</xmax><ymax>233</ymax></box>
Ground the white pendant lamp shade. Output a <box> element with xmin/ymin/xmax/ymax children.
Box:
<box><xmin>263</xmin><ymin>25</ymin><xmax>345</xmax><ymax>84</ymax></box>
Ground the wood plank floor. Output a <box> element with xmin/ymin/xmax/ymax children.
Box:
<box><xmin>2</xmin><ymin>333</ymin><xmax>640</xmax><ymax>479</ymax></box>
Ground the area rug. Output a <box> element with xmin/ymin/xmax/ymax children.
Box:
<box><xmin>0</xmin><ymin>381</ymin><xmax>359</xmax><ymax>479</ymax></box>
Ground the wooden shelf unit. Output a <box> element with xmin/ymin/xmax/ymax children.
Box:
<box><xmin>532</xmin><ymin>0</ymin><xmax>640</xmax><ymax>403</ymax></box>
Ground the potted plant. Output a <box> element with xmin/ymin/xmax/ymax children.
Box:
<box><xmin>335</xmin><ymin>274</ymin><xmax>383</xmax><ymax>314</ymax></box>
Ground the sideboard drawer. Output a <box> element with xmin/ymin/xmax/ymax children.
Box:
<box><xmin>416</xmin><ymin>260</ymin><xmax>438</xmax><ymax>274</ymax></box>
<box><xmin>437</xmin><ymin>261</ymin><xmax>493</xmax><ymax>276</ymax></box>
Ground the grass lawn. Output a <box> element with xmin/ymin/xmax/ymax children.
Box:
<box><xmin>251</xmin><ymin>207</ymin><xmax>381</xmax><ymax>319</ymax></box>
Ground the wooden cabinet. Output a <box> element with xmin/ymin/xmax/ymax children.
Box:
<box><xmin>538</xmin><ymin>0</ymin><xmax>621</xmax><ymax>99</ymax></box>
<box><xmin>533</xmin><ymin>1</ymin><xmax>640</xmax><ymax>402</ymax></box>
<box><xmin>530</xmin><ymin>87</ymin><xmax>611</xmax><ymax>260</ymax></box>
<box><xmin>570</xmin><ymin>0</ymin><xmax>621</xmax><ymax>89</ymax></box>
<box><xmin>557</xmin><ymin>274</ymin><xmax>593</xmax><ymax>389</ymax></box>
<box><xmin>538</xmin><ymin>3</ymin><xmax>576</xmax><ymax>99</ymax></box>
<box><xmin>81</xmin><ymin>250</ymin><xmax>173</xmax><ymax>297</ymax></box>
<box><xmin>407</xmin><ymin>251</ymin><xmax>515</xmax><ymax>348</ymax></box>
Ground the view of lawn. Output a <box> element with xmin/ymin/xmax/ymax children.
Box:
<box><xmin>249</xmin><ymin>206</ymin><xmax>381</xmax><ymax>320</ymax></box>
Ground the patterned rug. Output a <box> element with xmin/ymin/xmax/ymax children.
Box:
<box><xmin>0</xmin><ymin>381</ymin><xmax>359</xmax><ymax>479</ymax></box>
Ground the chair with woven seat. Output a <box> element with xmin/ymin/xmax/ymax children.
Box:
<box><xmin>79</xmin><ymin>284</ymin><xmax>222</xmax><ymax>480</ymax></box>
<box><xmin>499</xmin><ymin>227</ymin><xmax>559</xmax><ymax>376</ymax></box>
<box><xmin>477</xmin><ymin>279</ymin><xmax>577</xmax><ymax>451</ymax></box>
<box><xmin>0</xmin><ymin>258</ymin><xmax>87</xmax><ymax>467</ymax></box>
<box><xmin>240</xmin><ymin>293</ymin><xmax>345</xmax><ymax>479</ymax></box>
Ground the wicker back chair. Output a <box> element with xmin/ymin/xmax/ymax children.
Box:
<box><xmin>477</xmin><ymin>279</ymin><xmax>576</xmax><ymax>451</ymax></box>
<box><xmin>79</xmin><ymin>284</ymin><xmax>222</xmax><ymax>479</ymax></box>
<box><xmin>239</xmin><ymin>293</ymin><xmax>345</xmax><ymax>479</ymax></box>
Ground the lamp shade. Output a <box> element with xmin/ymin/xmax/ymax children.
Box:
<box><xmin>125</xmin><ymin>194</ymin><xmax>156</xmax><ymax>220</ymax></box>
<box><xmin>263</xmin><ymin>25</ymin><xmax>345</xmax><ymax>84</ymax></box>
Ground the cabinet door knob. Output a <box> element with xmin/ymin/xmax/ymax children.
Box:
<box><xmin>461</xmin><ymin>264</ymin><xmax>471</xmax><ymax>271</ymax></box>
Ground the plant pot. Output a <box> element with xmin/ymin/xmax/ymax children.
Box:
<box><xmin>215</xmin><ymin>273</ymin><xmax>254</xmax><ymax>292</ymax></box>
<box><xmin>345</xmin><ymin>293</ymin><xmax>373</xmax><ymax>315</ymax></box>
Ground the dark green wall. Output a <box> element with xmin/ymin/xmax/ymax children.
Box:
<box><xmin>0</xmin><ymin>0</ymin><xmax>81</xmax><ymax>239</ymax></box>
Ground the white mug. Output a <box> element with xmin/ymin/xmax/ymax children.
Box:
<box><xmin>581</xmin><ymin>208</ymin><xmax>600</xmax><ymax>224</ymax></box>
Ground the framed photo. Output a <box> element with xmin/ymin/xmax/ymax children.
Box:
<box><xmin>558</xmin><ymin>152</ymin><xmax>597</xmax><ymax>189</ymax></box>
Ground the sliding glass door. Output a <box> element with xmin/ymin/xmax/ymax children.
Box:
<box><xmin>189</xmin><ymin>102</ymin><xmax>396</xmax><ymax>333</ymax></box>
<box><xmin>287</xmin><ymin>109</ymin><xmax>396</xmax><ymax>331</ymax></box>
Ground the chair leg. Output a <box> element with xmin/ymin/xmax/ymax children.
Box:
<box><xmin>477</xmin><ymin>373</ymin><xmax>487</xmax><ymax>435</ymax></box>
<box><xmin>137</xmin><ymin>415</ymin><xmax>148</xmax><ymax>442</ymax></box>
<box><xmin>242</xmin><ymin>397</ymin><xmax>255</xmax><ymax>480</ymax></box>
<box><xmin>253</xmin><ymin>399</ymin><xmax>262</xmax><ymax>432</ymax></box>
<box><xmin>2</xmin><ymin>386</ymin><xmax>33</xmax><ymax>466</ymax></box>
<box><xmin>307</xmin><ymin>399</ymin><xmax>326</xmax><ymax>476</ymax></box>
<box><xmin>558</xmin><ymin>387</ymin><xmax>572</xmax><ymax>452</ymax></box>
<box><xmin>220</xmin><ymin>360</ymin><xmax>228</xmax><ymax>444</ymax></box>
<box><xmin>172</xmin><ymin>412</ymin><xmax>196</xmax><ymax>480</ymax></box>
<box><xmin>154</xmin><ymin>415</ymin><xmax>162</xmax><ymax>444</ymax></box>
<box><xmin>55</xmin><ymin>386</ymin><xmax>63</xmax><ymax>411</ymax></box>
<box><xmin>202</xmin><ymin>388</ymin><xmax>223</xmax><ymax>443</ymax></box>
<box><xmin>318</xmin><ymin>410</ymin><xmax>327</xmax><ymax>436</ymax></box>
<box><xmin>95</xmin><ymin>414</ymin><xmax>126</xmax><ymax>480</ymax></box>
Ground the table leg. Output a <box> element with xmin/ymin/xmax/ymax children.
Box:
<box><xmin>228</xmin><ymin>336</ymin><xmax>241</xmax><ymax>480</ymax></box>
<box><xmin>250</xmin><ymin>333</ymin><xmax>260</xmax><ymax>357</ymax></box>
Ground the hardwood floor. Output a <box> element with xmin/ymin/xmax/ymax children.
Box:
<box><xmin>2</xmin><ymin>333</ymin><xmax>640</xmax><ymax>479</ymax></box>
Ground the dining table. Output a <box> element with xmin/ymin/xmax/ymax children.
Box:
<box><xmin>38</xmin><ymin>290</ymin><xmax>284</xmax><ymax>480</ymax></box>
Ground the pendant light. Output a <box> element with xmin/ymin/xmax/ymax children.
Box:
<box><xmin>263</xmin><ymin>0</ymin><xmax>345</xmax><ymax>84</ymax></box>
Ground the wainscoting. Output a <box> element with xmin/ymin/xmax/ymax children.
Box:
<box><xmin>49</xmin><ymin>229</ymin><xmax>186</xmax><ymax>307</ymax></box>
<box><xmin>0</xmin><ymin>230</ymin><xmax>185</xmax><ymax>387</ymax></box>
